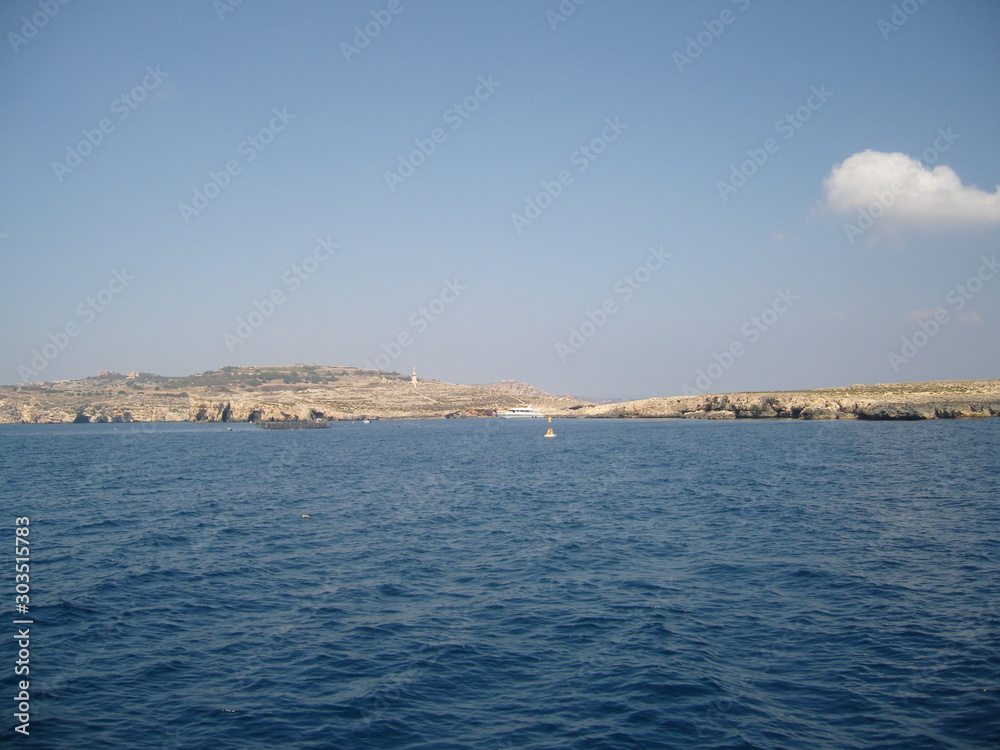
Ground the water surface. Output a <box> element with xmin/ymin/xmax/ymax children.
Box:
<box><xmin>1</xmin><ymin>419</ymin><xmax>997</xmax><ymax>748</ymax></box>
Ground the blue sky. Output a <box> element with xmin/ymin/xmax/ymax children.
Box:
<box><xmin>2</xmin><ymin>0</ymin><xmax>998</xmax><ymax>400</ymax></box>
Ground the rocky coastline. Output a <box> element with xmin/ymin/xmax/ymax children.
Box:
<box><xmin>571</xmin><ymin>381</ymin><xmax>1000</xmax><ymax>420</ymax></box>
<box><xmin>0</xmin><ymin>365</ymin><xmax>580</xmax><ymax>424</ymax></box>
<box><xmin>1</xmin><ymin>366</ymin><xmax>997</xmax><ymax>423</ymax></box>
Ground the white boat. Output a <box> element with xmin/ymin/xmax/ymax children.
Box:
<box><xmin>496</xmin><ymin>405</ymin><xmax>545</xmax><ymax>419</ymax></box>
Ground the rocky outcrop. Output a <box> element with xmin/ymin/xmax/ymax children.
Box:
<box><xmin>0</xmin><ymin>397</ymin><xmax>188</xmax><ymax>424</ymax></box>
<box><xmin>854</xmin><ymin>400</ymin><xmax>998</xmax><ymax>420</ymax></box>
<box><xmin>444</xmin><ymin>408</ymin><xmax>497</xmax><ymax>418</ymax></box>
<box><xmin>187</xmin><ymin>399</ymin><xmax>337</xmax><ymax>423</ymax></box>
<box><xmin>573</xmin><ymin>381</ymin><xmax>1000</xmax><ymax>420</ymax></box>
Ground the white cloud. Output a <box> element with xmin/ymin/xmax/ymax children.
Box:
<box><xmin>823</xmin><ymin>150</ymin><xmax>1000</xmax><ymax>225</ymax></box>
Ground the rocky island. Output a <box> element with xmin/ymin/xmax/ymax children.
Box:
<box><xmin>0</xmin><ymin>365</ymin><xmax>997</xmax><ymax>423</ymax></box>
<box><xmin>0</xmin><ymin>365</ymin><xmax>582</xmax><ymax>424</ymax></box>
<box><xmin>572</xmin><ymin>380</ymin><xmax>1000</xmax><ymax>420</ymax></box>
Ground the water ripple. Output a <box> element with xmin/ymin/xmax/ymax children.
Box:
<box><xmin>2</xmin><ymin>419</ymin><xmax>998</xmax><ymax>748</ymax></box>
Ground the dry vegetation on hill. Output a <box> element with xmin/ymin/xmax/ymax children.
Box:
<box><xmin>0</xmin><ymin>365</ymin><xmax>583</xmax><ymax>423</ymax></box>
<box><xmin>1</xmin><ymin>367</ymin><xmax>997</xmax><ymax>423</ymax></box>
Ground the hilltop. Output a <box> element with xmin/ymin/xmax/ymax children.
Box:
<box><xmin>1</xmin><ymin>367</ymin><xmax>998</xmax><ymax>423</ymax></box>
<box><xmin>0</xmin><ymin>365</ymin><xmax>584</xmax><ymax>423</ymax></box>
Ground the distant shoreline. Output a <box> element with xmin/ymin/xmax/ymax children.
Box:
<box><xmin>2</xmin><ymin>366</ymin><xmax>998</xmax><ymax>423</ymax></box>
<box><xmin>569</xmin><ymin>384</ymin><xmax>1000</xmax><ymax>421</ymax></box>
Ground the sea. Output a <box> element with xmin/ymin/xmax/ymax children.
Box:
<box><xmin>1</xmin><ymin>418</ymin><xmax>998</xmax><ymax>749</ymax></box>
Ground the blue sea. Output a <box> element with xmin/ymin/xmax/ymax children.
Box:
<box><xmin>2</xmin><ymin>418</ymin><xmax>998</xmax><ymax>749</ymax></box>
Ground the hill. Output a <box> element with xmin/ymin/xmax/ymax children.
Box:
<box><xmin>1</xmin><ymin>368</ymin><xmax>998</xmax><ymax>423</ymax></box>
<box><xmin>0</xmin><ymin>365</ymin><xmax>584</xmax><ymax>423</ymax></box>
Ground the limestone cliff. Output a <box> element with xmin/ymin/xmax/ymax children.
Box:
<box><xmin>573</xmin><ymin>380</ymin><xmax>1000</xmax><ymax>420</ymax></box>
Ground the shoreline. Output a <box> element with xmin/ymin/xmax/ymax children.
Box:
<box><xmin>2</xmin><ymin>367</ymin><xmax>998</xmax><ymax>424</ymax></box>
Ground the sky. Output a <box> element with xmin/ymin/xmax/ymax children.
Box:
<box><xmin>1</xmin><ymin>0</ymin><xmax>998</xmax><ymax>401</ymax></box>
